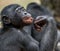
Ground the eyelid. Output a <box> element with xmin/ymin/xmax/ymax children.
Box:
<box><xmin>16</xmin><ymin>10</ymin><xmax>20</xmax><ymax>13</ymax></box>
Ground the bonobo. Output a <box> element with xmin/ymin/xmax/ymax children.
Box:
<box><xmin>32</xmin><ymin>16</ymin><xmax>57</xmax><ymax>51</ymax></box>
<box><xmin>26</xmin><ymin>3</ymin><xmax>57</xmax><ymax>51</ymax></box>
<box><xmin>0</xmin><ymin>4</ymin><xmax>39</xmax><ymax>51</ymax></box>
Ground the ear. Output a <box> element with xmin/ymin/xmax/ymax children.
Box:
<box><xmin>2</xmin><ymin>16</ymin><xmax>11</xmax><ymax>24</ymax></box>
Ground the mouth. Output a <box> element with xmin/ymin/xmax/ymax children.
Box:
<box><xmin>34</xmin><ymin>19</ymin><xmax>47</xmax><ymax>32</ymax></box>
<box><xmin>22</xmin><ymin>16</ymin><xmax>33</xmax><ymax>25</ymax></box>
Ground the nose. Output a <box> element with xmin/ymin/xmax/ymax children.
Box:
<box><xmin>24</xmin><ymin>12</ymin><xmax>27</xmax><ymax>15</ymax></box>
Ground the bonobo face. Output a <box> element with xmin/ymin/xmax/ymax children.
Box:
<box><xmin>1</xmin><ymin>4</ymin><xmax>33</xmax><ymax>28</ymax></box>
<box><xmin>34</xmin><ymin>16</ymin><xmax>48</xmax><ymax>32</ymax></box>
<box><xmin>15</xmin><ymin>7</ymin><xmax>33</xmax><ymax>25</ymax></box>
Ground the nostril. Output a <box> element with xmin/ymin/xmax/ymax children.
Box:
<box><xmin>24</xmin><ymin>13</ymin><xmax>27</xmax><ymax>15</ymax></box>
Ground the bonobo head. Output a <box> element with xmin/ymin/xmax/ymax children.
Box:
<box><xmin>1</xmin><ymin>4</ymin><xmax>33</xmax><ymax>29</ymax></box>
<box><xmin>34</xmin><ymin>16</ymin><xmax>48</xmax><ymax>32</ymax></box>
<box><xmin>27</xmin><ymin>2</ymin><xmax>52</xmax><ymax>18</ymax></box>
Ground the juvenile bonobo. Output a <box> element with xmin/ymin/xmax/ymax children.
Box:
<box><xmin>32</xmin><ymin>16</ymin><xmax>57</xmax><ymax>51</ymax></box>
<box><xmin>0</xmin><ymin>4</ymin><xmax>39</xmax><ymax>51</ymax></box>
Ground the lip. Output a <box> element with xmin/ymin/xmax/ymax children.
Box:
<box><xmin>34</xmin><ymin>19</ymin><xmax>47</xmax><ymax>31</ymax></box>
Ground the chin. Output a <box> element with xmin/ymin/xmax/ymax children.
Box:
<box><xmin>26</xmin><ymin>23</ymin><xmax>32</xmax><ymax>25</ymax></box>
<box><xmin>24</xmin><ymin>23</ymin><xmax>32</xmax><ymax>26</ymax></box>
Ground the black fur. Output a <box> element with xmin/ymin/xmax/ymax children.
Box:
<box><xmin>0</xmin><ymin>4</ymin><xmax>39</xmax><ymax>51</ymax></box>
<box><xmin>26</xmin><ymin>2</ymin><xmax>57</xmax><ymax>51</ymax></box>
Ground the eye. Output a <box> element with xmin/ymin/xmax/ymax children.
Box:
<box><xmin>18</xmin><ymin>10</ymin><xmax>21</xmax><ymax>13</ymax></box>
<box><xmin>22</xmin><ymin>8</ymin><xmax>25</xmax><ymax>11</ymax></box>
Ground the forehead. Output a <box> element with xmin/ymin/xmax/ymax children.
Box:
<box><xmin>15</xmin><ymin>6</ymin><xmax>25</xmax><ymax>12</ymax></box>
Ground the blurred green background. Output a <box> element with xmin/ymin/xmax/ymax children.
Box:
<box><xmin>0</xmin><ymin>0</ymin><xmax>40</xmax><ymax>28</ymax></box>
<box><xmin>0</xmin><ymin>0</ymin><xmax>40</xmax><ymax>12</ymax></box>
<box><xmin>0</xmin><ymin>0</ymin><xmax>60</xmax><ymax>28</ymax></box>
